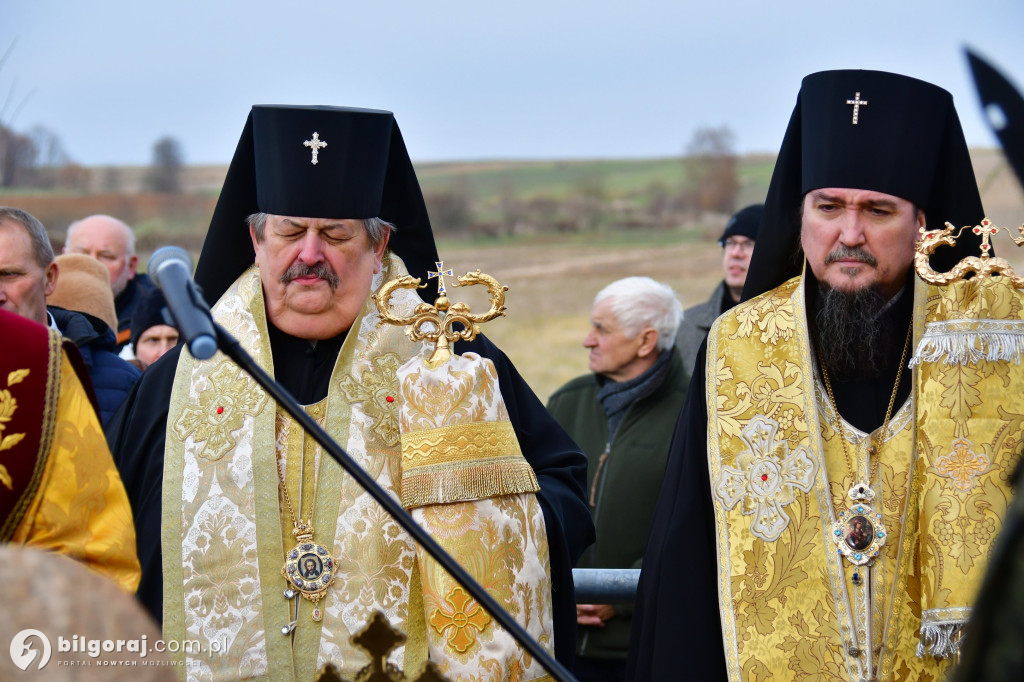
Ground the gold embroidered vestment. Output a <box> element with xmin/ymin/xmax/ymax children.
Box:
<box><xmin>708</xmin><ymin>275</ymin><xmax>1020</xmax><ymax>681</ymax></box>
<box><xmin>163</xmin><ymin>256</ymin><xmax>553</xmax><ymax>681</ymax></box>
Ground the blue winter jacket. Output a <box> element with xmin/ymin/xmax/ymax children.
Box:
<box><xmin>48</xmin><ymin>306</ymin><xmax>141</xmax><ymax>425</ymax></box>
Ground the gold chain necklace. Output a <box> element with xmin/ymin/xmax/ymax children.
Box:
<box><xmin>277</xmin><ymin>440</ymin><xmax>336</xmax><ymax>624</ymax></box>
<box><xmin>819</xmin><ymin>324</ymin><xmax>911</xmax><ymax>678</ymax></box>
<box><xmin>819</xmin><ymin>323</ymin><xmax>910</xmax><ymax>565</ymax></box>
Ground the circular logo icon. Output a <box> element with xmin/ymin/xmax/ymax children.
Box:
<box><xmin>10</xmin><ymin>629</ymin><xmax>51</xmax><ymax>671</ymax></box>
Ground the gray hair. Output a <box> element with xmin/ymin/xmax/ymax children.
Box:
<box><xmin>593</xmin><ymin>276</ymin><xmax>684</xmax><ymax>352</ymax></box>
<box><xmin>247</xmin><ymin>213</ymin><xmax>395</xmax><ymax>249</ymax></box>
<box><xmin>0</xmin><ymin>206</ymin><xmax>55</xmax><ymax>267</ymax></box>
<box><xmin>66</xmin><ymin>215</ymin><xmax>136</xmax><ymax>256</ymax></box>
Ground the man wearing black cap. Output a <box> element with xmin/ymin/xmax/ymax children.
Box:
<box><xmin>674</xmin><ymin>204</ymin><xmax>762</xmax><ymax>374</ymax></box>
<box><xmin>127</xmin><ymin>289</ymin><xmax>179</xmax><ymax>369</ymax></box>
<box><xmin>107</xmin><ymin>106</ymin><xmax>593</xmax><ymax>681</ymax></box>
<box><xmin>628</xmin><ymin>70</ymin><xmax>1020</xmax><ymax>681</ymax></box>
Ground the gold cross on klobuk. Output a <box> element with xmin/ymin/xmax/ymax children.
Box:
<box><xmin>846</xmin><ymin>92</ymin><xmax>868</xmax><ymax>125</ymax></box>
<box><xmin>304</xmin><ymin>132</ymin><xmax>327</xmax><ymax>165</ymax></box>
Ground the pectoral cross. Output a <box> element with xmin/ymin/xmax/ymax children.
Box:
<box><xmin>428</xmin><ymin>261</ymin><xmax>454</xmax><ymax>295</ymax></box>
<box><xmin>303</xmin><ymin>132</ymin><xmax>327</xmax><ymax>165</ymax></box>
<box><xmin>846</xmin><ymin>92</ymin><xmax>868</xmax><ymax>125</ymax></box>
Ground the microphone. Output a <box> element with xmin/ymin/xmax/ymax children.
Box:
<box><xmin>147</xmin><ymin>246</ymin><xmax>219</xmax><ymax>360</ymax></box>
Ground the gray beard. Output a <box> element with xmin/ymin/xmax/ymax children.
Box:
<box><xmin>814</xmin><ymin>283</ymin><xmax>893</xmax><ymax>379</ymax></box>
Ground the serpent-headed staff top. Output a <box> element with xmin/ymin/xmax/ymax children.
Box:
<box><xmin>373</xmin><ymin>261</ymin><xmax>508</xmax><ymax>368</ymax></box>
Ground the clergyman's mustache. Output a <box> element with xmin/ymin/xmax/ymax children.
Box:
<box><xmin>825</xmin><ymin>245</ymin><xmax>877</xmax><ymax>267</ymax></box>
<box><xmin>281</xmin><ymin>262</ymin><xmax>340</xmax><ymax>289</ymax></box>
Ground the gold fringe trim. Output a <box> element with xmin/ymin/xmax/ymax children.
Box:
<box><xmin>402</xmin><ymin>420</ymin><xmax>521</xmax><ymax>466</ymax></box>
<box><xmin>401</xmin><ymin>458</ymin><xmax>539</xmax><ymax>509</ymax></box>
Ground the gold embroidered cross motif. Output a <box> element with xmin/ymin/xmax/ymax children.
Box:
<box><xmin>429</xmin><ymin>586</ymin><xmax>491</xmax><ymax>653</ymax></box>
<box><xmin>713</xmin><ymin>415</ymin><xmax>818</xmax><ymax>541</ymax></box>
<box><xmin>338</xmin><ymin>353</ymin><xmax>401</xmax><ymax>446</ymax></box>
<box><xmin>0</xmin><ymin>368</ymin><xmax>30</xmax><ymax>489</ymax></box>
<box><xmin>936</xmin><ymin>438</ymin><xmax>990</xmax><ymax>491</ymax></box>
<box><xmin>173</xmin><ymin>361</ymin><xmax>269</xmax><ymax>460</ymax></box>
<box><xmin>846</xmin><ymin>91</ymin><xmax>868</xmax><ymax>124</ymax></box>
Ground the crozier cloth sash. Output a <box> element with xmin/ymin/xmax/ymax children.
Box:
<box><xmin>397</xmin><ymin>351</ymin><xmax>554</xmax><ymax>681</ymax></box>
<box><xmin>706</xmin><ymin>274</ymin><xmax>970</xmax><ymax>681</ymax></box>
<box><xmin>164</xmin><ymin>254</ymin><xmax>433</xmax><ymax>681</ymax></box>
<box><xmin>911</xmin><ymin>277</ymin><xmax>1024</xmax><ymax>657</ymax></box>
<box><xmin>0</xmin><ymin>312</ymin><xmax>61</xmax><ymax>540</ymax></box>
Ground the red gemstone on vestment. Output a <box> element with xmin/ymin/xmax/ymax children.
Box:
<box><xmin>216</xmin><ymin>406</ymin><xmax>224</xmax><ymax>414</ymax></box>
<box><xmin>761</xmin><ymin>474</ymin><xmax>768</xmax><ymax>481</ymax></box>
<box><xmin>386</xmin><ymin>396</ymin><xmax>394</xmax><ymax>403</ymax></box>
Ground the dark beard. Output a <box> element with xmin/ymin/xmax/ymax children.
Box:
<box><xmin>814</xmin><ymin>283</ymin><xmax>893</xmax><ymax>379</ymax></box>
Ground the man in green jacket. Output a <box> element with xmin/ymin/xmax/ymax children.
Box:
<box><xmin>546</xmin><ymin>276</ymin><xmax>688</xmax><ymax>682</ymax></box>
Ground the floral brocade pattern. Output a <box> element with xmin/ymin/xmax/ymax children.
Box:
<box><xmin>707</xmin><ymin>276</ymin><xmax>972</xmax><ymax>681</ymax></box>
<box><xmin>915</xmin><ymin>281</ymin><xmax>1024</xmax><ymax>644</ymax></box>
<box><xmin>398</xmin><ymin>349</ymin><xmax>553</xmax><ymax>680</ymax></box>
<box><xmin>166</xmin><ymin>257</ymin><xmax>554</xmax><ymax>681</ymax></box>
<box><xmin>397</xmin><ymin>353</ymin><xmax>538</xmax><ymax>510</ymax></box>
<box><xmin>398</xmin><ymin>353</ymin><xmax>503</xmax><ymax>431</ymax></box>
<box><xmin>167</xmin><ymin>260</ymin><xmax>422</xmax><ymax>681</ymax></box>
<box><xmin>416</xmin><ymin>495</ymin><xmax>553</xmax><ymax>682</ymax></box>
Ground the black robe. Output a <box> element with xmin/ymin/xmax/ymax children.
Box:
<box><xmin>626</xmin><ymin>278</ymin><xmax>913</xmax><ymax>680</ymax></box>
<box><xmin>106</xmin><ymin>330</ymin><xmax>595</xmax><ymax>667</ymax></box>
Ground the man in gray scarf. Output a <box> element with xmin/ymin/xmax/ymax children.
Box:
<box><xmin>546</xmin><ymin>276</ymin><xmax>688</xmax><ymax>682</ymax></box>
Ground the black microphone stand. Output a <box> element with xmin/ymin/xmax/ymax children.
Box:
<box><xmin>212</xmin><ymin>322</ymin><xmax>576</xmax><ymax>682</ymax></box>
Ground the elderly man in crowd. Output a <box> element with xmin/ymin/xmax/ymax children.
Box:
<box><xmin>107</xmin><ymin>105</ymin><xmax>593</xmax><ymax>681</ymax></box>
<box><xmin>546</xmin><ymin>276</ymin><xmax>687</xmax><ymax>682</ymax></box>
<box><xmin>64</xmin><ymin>214</ymin><xmax>155</xmax><ymax>352</ymax></box>
<box><xmin>0</xmin><ymin>207</ymin><xmax>140</xmax><ymax>424</ymax></box>
<box><xmin>675</xmin><ymin>204</ymin><xmax>762</xmax><ymax>374</ymax></box>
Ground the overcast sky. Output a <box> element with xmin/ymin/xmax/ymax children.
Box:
<box><xmin>3</xmin><ymin>1</ymin><xmax>1023</xmax><ymax>166</ymax></box>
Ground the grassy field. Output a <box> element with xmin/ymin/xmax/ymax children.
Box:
<box><xmin>416</xmin><ymin>155</ymin><xmax>775</xmax><ymax>220</ymax></box>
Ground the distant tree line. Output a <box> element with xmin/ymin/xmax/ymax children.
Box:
<box><xmin>3</xmin><ymin>43</ymin><xmax>186</xmax><ymax>194</ymax></box>
<box><xmin>422</xmin><ymin>126</ymin><xmax>740</xmax><ymax>237</ymax></box>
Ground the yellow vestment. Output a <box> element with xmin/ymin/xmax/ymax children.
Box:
<box><xmin>6</xmin><ymin>345</ymin><xmax>140</xmax><ymax>593</ymax></box>
<box><xmin>708</xmin><ymin>274</ymin><xmax>1021</xmax><ymax>681</ymax></box>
